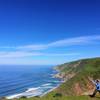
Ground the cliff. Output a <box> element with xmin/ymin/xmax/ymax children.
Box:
<box><xmin>54</xmin><ymin>57</ymin><xmax>100</xmax><ymax>96</ymax></box>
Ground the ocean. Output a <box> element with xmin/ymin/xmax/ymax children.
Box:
<box><xmin>0</xmin><ymin>65</ymin><xmax>61</xmax><ymax>99</ymax></box>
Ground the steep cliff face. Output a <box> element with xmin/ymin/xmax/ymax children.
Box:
<box><xmin>54</xmin><ymin>57</ymin><xmax>100</xmax><ymax>96</ymax></box>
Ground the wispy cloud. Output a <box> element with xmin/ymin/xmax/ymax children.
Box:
<box><xmin>0</xmin><ymin>35</ymin><xmax>99</xmax><ymax>59</ymax></box>
<box><xmin>49</xmin><ymin>35</ymin><xmax>100</xmax><ymax>47</ymax></box>
<box><xmin>17</xmin><ymin>35</ymin><xmax>100</xmax><ymax>50</ymax></box>
<box><xmin>16</xmin><ymin>35</ymin><xmax>100</xmax><ymax>50</ymax></box>
<box><xmin>0</xmin><ymin>35</ymin><xmax>100</xmax><ymax>51</ymax></box>
<box><xmin>0</xmin><ymin>51</ymin><xmax>79</xmax><ymax>58</ymax></box>
<box><xmin>42</xmin><ymin>53</ymin><xmax>79</xmax><ymax>56</ymax></box>
<box><xmin>17</xmin><ymin>44</ymin><xmax>48</xmax><ymax>51</ymax></box>
<box><xmin>0</xmin><ymin>51</ymin><xmax>43</xmax><ymax>58</ymax></box>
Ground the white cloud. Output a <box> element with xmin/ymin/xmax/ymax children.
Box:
<box><xmin>43</xmin><ymin>53</ymin><xmax>79</xmax><ymax>56</ymax></box>
<box><xmin>0</xmin><ymin>51</ymin><xmax>79</xmax><ymax>65</ymax></box>
<box><xmin>0</xmin><ymin>51</ymin><xmax>79</xmax><ymax>58</ymax></box>
<box><xmin>0</xmin><ymin>35</ymin><xmax>100</xmax><ymax>51</ymax></box>
<box><xmin>0</xmin><ymin>51</ymin><xmax>43</xmax><ymax>58</ymax></box>
<box><xmin>0</xmin><ymin>58</ymin><xmax>65</xmax><ymax>65</ymax></box>
<box><xmin>17</xmin><ymin>44</ymin><xmax>48</xmax><ymax>51</ymax></box>
<box><xmin>49</xmin><ymin>35</ymin><xmax>100</xmax><ymax>47</ymax></box>
<box><xmin>17</xmin><ymin>35</ymin><xmax>100</xmax><ymax>50</ymax></box>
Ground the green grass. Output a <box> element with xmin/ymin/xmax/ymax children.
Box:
<box><xmin>16</xmin><ymin>90</ymin><xmax>100</xmax><ymax>100</ymax></box>
<box><xmin>17</xmin><ymin>95</ymin><xmax>100</xmax><ymax>100</ymax></box>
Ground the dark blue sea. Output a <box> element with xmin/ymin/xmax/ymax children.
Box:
<box><xmin>0</xmin><ymin>65</ymin><xmax>61</xmax><ymax>99</ymax></box>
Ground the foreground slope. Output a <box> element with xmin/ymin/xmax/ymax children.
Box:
<box><xmin>16</xmin><ymin>95</ymin><xmax>100</xmax><ymax>100</ymax></box>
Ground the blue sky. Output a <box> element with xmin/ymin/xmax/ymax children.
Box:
<box><xmin>0</xmin><ymin>0</ymin><xmax>100</xmax><ymax>65</ymax></box>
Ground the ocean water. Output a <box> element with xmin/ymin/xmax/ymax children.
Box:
<box><xmin>0</xmin><ymin>65</ymin><xmax>61</xmax><ymax>99</ymax></box>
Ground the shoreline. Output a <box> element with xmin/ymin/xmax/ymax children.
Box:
<box><xmin>5</xmin><ymin>68</ymin><xmax>63</xmax><ymax>99</ymax></box>
<box><xmin>6</xmin><ymin>82</ymin><xmax>63</xmax><ymax>100</ymax></box>
<box><xmin>40</xmin><ymin>84</ymin><xmax>61</xmax><ymax>97</ymax></box>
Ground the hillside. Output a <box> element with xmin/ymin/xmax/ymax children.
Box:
<box><xmin>54</xmin><ymin>57</ymin><xmax>100</xmax><ymax>96</ymax></box>
<box><xmin>3</xmin><ymin>57</ymin><xmax>100</xmax><ymax>100</ymax></box>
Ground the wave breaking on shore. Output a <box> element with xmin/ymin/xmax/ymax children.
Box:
<box><xmin>6</xmin><ymin>83</ymin><xmax>61</xmax><ymax>99</ymax></box>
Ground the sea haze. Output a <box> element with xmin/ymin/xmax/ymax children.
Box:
<box><xmin>0</xmin><ymin>65</ymin><xmax>61</xmax><ymax>98</ymax></box>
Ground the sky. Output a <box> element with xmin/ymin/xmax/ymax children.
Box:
<box><xmin>0</xmin><ymin>0</ymin><xmax>100</xmax><ymax>65</ymax></box>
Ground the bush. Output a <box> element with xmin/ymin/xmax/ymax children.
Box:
<box><xmin>20</xmin><ymin>96</ymin><xmax>27</xmax><ymax>99</ymax></box>
<box><xmin>53</xmin><ymin>93</ymin><xmax>62</xmax><ymax>97</ymax></box>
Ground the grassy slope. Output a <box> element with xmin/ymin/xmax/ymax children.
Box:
<box><xmin>54</xmin><ymin>57</ymin><xmax>100</xmax><ymax>95</ymax></box>
<box><xmin>16</xmin><ymin>94</ymin><xmax>100</xmax><ymax>100</ymax></box>
<box><xmin>8</xmin><ymin>57</ymin><xmax>100</xmax><ymax>100</ymax></box>
<box><xmin>3</xmin><ymin>96</ymin><xmax>100</xmax><ymax>100</ymax></box>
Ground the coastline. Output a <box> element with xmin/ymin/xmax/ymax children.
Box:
<box><xmin>40</xmin><ymin>68</ymin><xmax>64</xmax><ymax>97</ymax></box>
<box><xmin>40</xmin><ymin>84</ymin><xmax>61</xmax><ymax>97</ymax></box>
<box><xmin>5</xmin><ymin>68</ymin><xmax>63</xmax><ymax>99</ymax></box>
